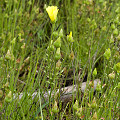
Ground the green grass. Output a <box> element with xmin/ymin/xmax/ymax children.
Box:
<box><xmin>0</xmin><ymin>0</ymin><xmax>120</xmax><ymax>119</ymax></box>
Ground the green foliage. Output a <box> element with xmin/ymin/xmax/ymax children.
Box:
<box><xmin>0</xmin><ymin>0</ymin><xmax>120</xmax><ymax>119</ymax></box>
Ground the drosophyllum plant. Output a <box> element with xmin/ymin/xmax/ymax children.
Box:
<box><xmin>45</xmin><ymin>5</ymin><xmax>75</xmax><ymax>82</ymax></box>
<box><xmin>44</xmin><ymin>5</ymin><xmax>75</xmax><ymax>114</ymax></box>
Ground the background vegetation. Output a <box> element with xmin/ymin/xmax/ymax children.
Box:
<box><xmin>0</xmin><ymin>0</ymin><xmax>120</xmax><ymax>119</ymax></box>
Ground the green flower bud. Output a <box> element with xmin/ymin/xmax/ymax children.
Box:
<box><xmin>69</xmin><ymin>51</ymin><xmax>74</xmax><ymax>60</ymax></box>
<box><xmin>7</xmin><ymin>91</ymin><xmax>12</xmax><ymax>98</ymax></box>
<box><xmin>102</xmin><ymin>26</ymin><xmax>106</xmax><ymax>31</ymax></box>
<box><xmin>67</xmin><ymin>31</ymin><xmax>74</xmax><ymax>42</ymax></box>
<box><xmin>92</xmin><ymin>112</ymin><xmax>98</xmax><ymax>120</ymax></box>
<box><xmin>4</xmin><ymin>82</ymin><xmax>9</xmax><ymax>88</ymax></box>
<box><xmin>5</xmin><ymin>14</ymin><xmax>9</xmax><ymax>18</ymax></box>
<box><xmin>5</xmin><ymin>91</ymin><xmax>12</xmax><ymax>103</ymax></box>
<box><xmin>91</xmin><ymin>98</ymin><xmax>97</xmax><ymax>109</ymax></box>
<box><xmin>111</xmin><ymin>24</ymin><xmax>116</xmax><ymax>30</ymax></box>
<box><xmin>110</xmin><ymin>35</ymin><xmax>114</xmax><ymax>43</ymax></box>
<box><xmin>114</xmin><ymin>62</ymin><xmax>120</xmax><ymax>73</ymax></box>
<box><xmin>53</xmin><ymin>31</ymin><xmax>58</xmax><ymax>38</ymax></box>
<box><xmin>18</xmin><ymin>33</ymin><xmax>21</xmax><ymax>40</ymax></box>
<box><xmin>11</xmin><ymin>38</ymin><xmax>16</xmax><ymax>45</ymax></box>
<box><xmin>93</xmin><ymin>68</ymin><xmax>97</xmax><ymax>76</ymax></box>
<box><xmin>91</xmin><ymin>102</ymin><xmax>97</xmax><ymax>109</ymax></box>
<box><xmin>54</xmin><ymin>37</ymin><xmax>61</xmax><ymax>48</ymax></box>
<box><xmin>113</xmin><ymin>28</ymin><xmax>119</xmax><ymax>36</ymax></box>
<box><xmin>55</xmin><ymin>48</ymin><xmax>61</xmax><ymax>61</ymax></box>
<box><xmin>116</xmin><ymin>34</ymin><xmax>120</xmax><ymax>41</ymax></box>
<box><xmin>47</xmin><ymin>45</ymin><xmax>55</xmax><ymax>51</ymax></box>
<box><xmin>56</xmin><ymin>60</ymin><xmax>61</xmax><ymax>71</ymax></box>
<box><xmin>73</xmin><ymin>100</ymin><xmax>79</xmax><ymax>111</ymax></box>
<box><xmin>24</xmin><ymin>57</ymin><xmax>30</xmax><ymax>64</ymax></box>
<box><xmin>76</xmin><ymin>107</ymin><xmax>82</xmax><ymax>118</ymax></box>
<box><xmin>0</xmin><ymin>90</ymin><xmax>3</xmax><ymax>98</ymax></box>
<box><xmin>110</xmin><ymin>38</ymin><xmax>114</xmax><ymax>43</ymax></box>
<box><xmin>52</xmin><ymin>101</ymin><xmax>59</xmax><ymax>113</ymax></box>
<box><xmin>90</xmin><ymin>19</ymin><xmax>97</xmax><ymax>29</ymax></box>
<box><xmin>96</xmin><ymin>83</ymin><xmax>101</xmax><ymax>92</ymax></box>
<box><xmin>59</xmin><ymin>29</ymin><xmax>63</xmax><ymax>38</ymax></box>
<box><xmin>55</xmin><ymin>54</ymin><xmax>61</xmax><ymax>61</ymax></box>
<box><xmin>44</xmin><ymin>4</ymin><xmax>47</xmax><ymax>10</ymax></box>
<box><xmin>87</xmin><ymin>18</ymin><xmax>91</xmax><ymax>23</ymax></box>
<box><xmin>114</xmin><ymin>17</ymin><xmax>119</xmax><ymax>24</ymax></box>
<box><xmin>104</xmin><ymin>48</ymin><xmax>111</xmax><ymax>60</ymax></box>
<box><xmin>21</xmin><ymin>43</ymin><xmax>26</xmax><ymax>49</ymax></box>
<box><xmin>47</xmin><ymin>40</ymin><xmax>55</xmax><ymax>51</ymax></box>
<box><xmin>5</xmin><ymin>50</ymin><xmax>14</xmax><ymax>61</ymax></box>
<box><xmin>108</xmin><ymin>72</ymin><xmax>115</xmax><ymax>79</ymax></box>
<box><xmin>5</xmin><ymin>97</ymin><xmax>12</xmax><ymax>103</ymax></box>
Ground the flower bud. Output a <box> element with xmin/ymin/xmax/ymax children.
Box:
<box><xmin>101</xmin><ymin>26</ymin><xmax>106</xmax><ymax>31</ymax></box>
<box><xmin>54</xmin><ymin>37</ymin><xmax>61</xmax><ymax>48</ymax></box>
<box><xmin>59</xmin><ymin>29</ymin><xmax>63</xmax><ymax>38</ymax></box>
<box><xmin>87</xmin><ymin>18</ymin><xmax>91</xmax><ymax>23</ymax></box>
<box><xmin>116</xmin><ymin>34</ymin><xmax>120</xmax><ymax>41</ymax></box>
<box><xmin>67</xmin><ymin>31</ymin><xmax>74</xmax><ymax>42</ymax></box>
<box><xmin>21</xmin><ymin>43</ymin><xmax>26</xmax><ymax>49</ymax></box>
<box><xmin>47</xmin><ymin>40</ymin><xmax>55</xmax><ymax>51</ymax></box>
<box><xmin>4</xmin><ymin>82</ymin><xmax>9</xmax><ymax>88</ymax></box>
<box><xmin>92</xmin><ymin>112</ymin><xmax>98</xmax><ymax>120</ymax></box>
<box><xmin>91</xmin><ymin>98</ymin><xmax>97</xmax><ymax>109</ymax></box>
<box><xmin>114</xmin><ymin>62</ymin><xmax>120</xmax><ymax>73</ymax></box>
<box><xmin>114</xmin><ymin>17</ymin><xmax>119</xmax><ymax>24</ymax></box>
<box><xmin>18</xmin><ymin>33</ymin><xmax>21</xmax><ymax>40</ymax></box>
<box><xmin>24</xmin><ymin>57</ymin><xmax>30</xmax><ymax>64</ymax></box>
<box><xmin>55</xmin><ymin>48</ymin><xmax>61</xmax><ymax>61</ymax></box>
<box><xmin>93</xmin><ymin>68</ymin><xmax>97</xmax><ymax>76</ymax></box>
<box><xmin>111</xmin><ymin>24</ymin><xmax>115</xmax><ymax>30</ymax></box>
<box><xmin>110</xmin><ymin>38</ymin><xmax>114</xmax><ymax>43</ymax></box>
<box><xmin>47</xmin><ymin>45</ymin><xmax>55</xmax><ymax>51</ymax></box>
<box><xmin>5</xmin><ymin>49</ymin><xmax>14</xmax><ymax>61</ymax></box>
<box><xmin>44</xmin><ymin>4</ymin><xmax>47</xmax><ymax>9</ymax></box>
<box><xmin>108</xmin><ymin>72</ymin><xmax>115</xmax><ymax>79</ymax></box>
<box><xmin>11</xmin><ymin>38</ymin><xmax>16</xmax><ymax>45</ymax></box>
<box><xmin>104</xmin><ymin>48</ymin><xmax>111</xmax><ymax>60</ymax></box>
<box><xmin>110</xmin><ymin>34</ymin><xmax>114</xmax><ymax>44</ymax></box>
<box><xmin>73</xmin><ymin>100</ymin><xmax>79</xmax><ymax>111</ymax></box>
<box><xmin>69</xmin><ymin>51</ymin><xmax>74</xmax><ymax>60</ymax></box>
<box><xmin>5</xmin><ymin>91</ymin><xmax>12</xmax><ymax>103</ymax></box>
<box><xmin>52</xmin><ymin>101</ymin><xmax>59</xmax><ymax>113</ymax></box>
<box><xmin>56</xmin><ymin>60</ymin><xmax>61</xmax><ymax>71</ymax></box>
<box><xmin>91</xmin><ymin>19</ymin><xmax>97</xmax><ymax>29</ymax></box>
<box><xmin>76</xmin><ymin>107</ymin><xmax>82</xmax><ymax>118</ymax></box>
<box><xmin>53</xmin><ymin>31</ymin><xmax>58</xmax><ymax>38</ymax></box>
<box><xmin>113</xmin><ymin>28</ymin><xmax>119</xmax><ymax>36</ymax></box>
<box><xmin>7</xmin><ymin>91</ymin><xmax>12</xmax><ymax>98</ymax></box>
<box><xmin>96</xmin><ymin>83</ymin><xmax>101</xmax><ymax>92</ymax></box>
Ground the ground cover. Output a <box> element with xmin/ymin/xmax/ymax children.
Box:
<box><xmin>0</xmin><ymin>0</ymin><xmax>120</xmax><ymax>119</ymax></box>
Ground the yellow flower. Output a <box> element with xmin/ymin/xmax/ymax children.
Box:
<box><xmin>46</xmin><ymin>6</ymin><xmax>59</xmax><ymax>22</ymax></box>
<box><xmin>67</xmin><ymin>31</ymin><xmax>74</xmax><ymax>42</ymax></box>
<box><xmin>69</xmin><ymin>31</ymin><xmax>72</xmax><ymax>38</ymax></box>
